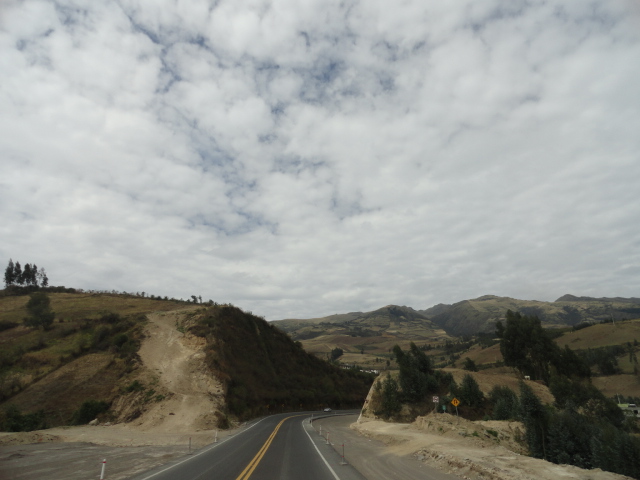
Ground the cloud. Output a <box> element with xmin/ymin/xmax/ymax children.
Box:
<box><xmin>1</xmin><ymin>0</ymin><xmax>639</xmax><ymax>319</ymax></box>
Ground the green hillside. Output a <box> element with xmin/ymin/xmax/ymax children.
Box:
<box><xmin>0</xmin><ymin>288</ymin><xmax>373</xmax><ymax>430</ymax></box>
<box><xmin>0</xmin><ymin>289</ymin><xmax>189</xmax><ymax>429</ymax></box>
<box><xmin>190</xmin><ymin>305</ymin><xmax>373</xmax><ymax>419</ymax></box>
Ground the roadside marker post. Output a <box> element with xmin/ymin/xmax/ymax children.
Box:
<box><xmin>188</xmin><ymin>437</ymin><xmax>192</xmax><ymax>455</ymax></box>
<box><xmin>340</xmin><ymin>444</ymin><xmax>347</xmax><ymax>465</ymax></box>
<box><xmin>215</xmin><ymin>430</ymin><xmax>218</xmax><ymax>443</ymax></box>
<box><xmin>319</xmin><ymin>425</ymin><xmax>322</xmax><ymax>436</ymax></box>
<box><xmin>100</xmin><ymin>459</ymin><xmax>106</xmax><ymax>480</ymax></box>
<box><xmin>326</xmin><ymin>432</ymin><xmax>330</xmax><ymax>445</ymax></box>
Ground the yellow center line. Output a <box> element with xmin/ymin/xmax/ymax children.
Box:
<box><xmin>235</xmin><ymin>414</ymin><xmax>307</xmax><ymax>480</ymax></box>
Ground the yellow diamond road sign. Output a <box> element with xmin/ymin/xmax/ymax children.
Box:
<box><xmin>451</xmin><ymin>398</ymin><xmax>460</xmax><ymax>407</ymax></box>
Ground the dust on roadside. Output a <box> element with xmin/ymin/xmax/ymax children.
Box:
<box><xmin>352</xmin><ymin>413</ymin><xmax>633</xmax><ymax>480</ymax></box>
<box><xmin>0</xmin><ymin>441</ymin><xmax>189</xmax><ymax>480</ymax></box>
<box><xmin>0</xmin><ymin>424</ymin><xmax>239</xmax><ymax>480</ymax></box>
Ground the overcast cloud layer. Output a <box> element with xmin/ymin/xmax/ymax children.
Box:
<box><xmin>1</xmin><ymin>0</ymin><xmax>639</xmax><ymax>319</ymax></box>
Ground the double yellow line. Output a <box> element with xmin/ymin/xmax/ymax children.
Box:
<box><xmin>235</xmin><ymin>415</ymin><xmax>305</xmax><ymax>480</ymax></box>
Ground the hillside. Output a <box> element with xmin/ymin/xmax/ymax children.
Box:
<box><xmin>273</xmin><ymin>305</ymin><xmax>453</xmax><ymax>363</ymax></box>
<box><xmin>0</xmin><ymin>290</ymin><xmax>372</xmax><ymax>431</ymax></box>
<box><xmin>187</xmin><ymin>304</ymin><xmax>374</xmax><ymax>419</ymax></box>
<box><xmin>275</xmin><ymin>305</ymin><xmax>442</xmax><ymax>337</ymax></box>
<box><xmin>422</xmin><ymin>294</ymin><xmax>640</xmax><ymax>336</ymax></box>
<box><xmin>0</xmin><ymin>291</ymin><xmax>188</xmax><ymax>424</ymax></box>
<box><xmin>453</xmin><ymin>317</ymin><xmax>640</xmax><ymax>401</ymax></box>
<box><xmin>274</xmin><ymin>295</ymin><xmax>640</xmax><ymax>347</ymax></box>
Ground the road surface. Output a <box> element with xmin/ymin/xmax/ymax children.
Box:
<box><xmin>0</xmin><ymin>412</ymin><xmax>462</xmax><ymax>480</ymax></box>
<box><xmin>127</xmin><ymin>411</ymin><xmax>367</xmax><ymax>480</ymax></box>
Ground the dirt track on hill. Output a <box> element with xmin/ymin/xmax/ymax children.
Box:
<box><xmin>127</xmin><ymin>308</ymin><xmax>225</xmax><ymax>433</ymax></box>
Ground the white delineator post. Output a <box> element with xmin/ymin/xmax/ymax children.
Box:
<box><xmin>100</xmin><ymin>459</ymin><xmax>106</xmax><ymax>480</ymax></box>
<box><xmin>326</xmin><ymin>432</ymin><xmax>330</xmax><ymax>445</ymax></box>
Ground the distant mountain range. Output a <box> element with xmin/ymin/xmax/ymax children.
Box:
<box><xmin>275</xmin><ymin>295</ymin><xmax>640</xmax><ymax>338</ymax></box>
<box><xmin>274</xmin><ymin>304</ymin><xmax>448</xmax><ymax>342</ymax></box>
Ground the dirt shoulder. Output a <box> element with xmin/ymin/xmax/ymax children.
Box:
<box><xmin>352</xmin><ymin>414</ymin><xmax>632</xmax><ymax>480</ymax></box>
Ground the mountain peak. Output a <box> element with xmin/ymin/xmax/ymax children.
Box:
<box><xmin>556</xmin><ymin>294</ymin><xmax>581</xmax><ymax>302</ymax></box>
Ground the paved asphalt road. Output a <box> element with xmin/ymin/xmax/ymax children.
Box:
<box><xmin>0</xmin><ymin>412</ymin><xmax>462</xmax><ymax>480</ymax></box>
<box><xmin>127</xmin><ymin>411</ymin><xmax>367</xmax><ymax>480</ymax></box>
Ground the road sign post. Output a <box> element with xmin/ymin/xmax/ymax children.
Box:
<box><xmin>451</xmin><ymin>398</ymin><xmax>460</xmax><ymax>417</ymax></box>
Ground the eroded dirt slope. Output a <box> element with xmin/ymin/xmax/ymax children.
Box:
<box><xmin>122</xmin><ymin>308</ymin><xmax>225</xmax><ymax>432</ymax></box>
<box><xmin>0</xmin><ymin>307</ymin><xmax>227</xmax><ymax>447</ymax></box>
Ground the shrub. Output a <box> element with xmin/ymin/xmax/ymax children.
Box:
<box><xmin>92</xmin><ymin>326</ymin><xmax>111</xmax><ymax>350</ymax></box>
<box><xmin>373</xmin><ymin>375</ymin><xmax>401</xmax><ymax>419</ymax></box>
<box><xmin>489</xmin><ymin>385</ymin><xmax>519</xmax><ymax>420</ymax></box>
<box><xmin>125</xmin><ymin>380</ymin><xmax>144</xmax><ymax>392</ymax></box>
<box><xmin>462</xmin><ymin>357</ymin><xmax>478</xmax><ymax>372</ymax></box>
<box><xmin>112</xmin><ymin>333</ymin><xmax>129</xmax><ymax>348</ymax></box>
<box><xmin>215</xmin><ymin>411</ymin><xmax>230</xmax><ymax>429</ymax></box>
<box><xmin>457</xmin><ymin>374</ymin><xmax>485</xmax><ymax>408</ymax></box>
<box><xmin>71</xmin><ymin>400</ymin><xmax>109</xmax><ymax>425</ymax></box>
<box><xmin>100</xmin><ymin>312</ymin><xmax>122</xmax><ymax>324</ymax></box>
<box><xmin>24</xmin><ymin>292</ymin><xmax>55</xmax><ymax>330</ymax></box>
<box><xmin>0</xmin><ymin>405</ymin><xmax>48</xmax><ymax>432</ymax></box>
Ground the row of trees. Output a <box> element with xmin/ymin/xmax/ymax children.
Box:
<box><xmin>372</xmin><ymin>343</ymin><xmax>456</xmax><ymax>418</ymax></box>
<box><xmin>495</xmin><ymin>310</ymin><xmax>640</xmax><ymax>477</ymax></box>
<box><xmin>496</xmin><ymin>310</ymin><xmax>590</xmax><ymax>383</ymax></box>
<box><xmin>4</xmin><ymin>259</ymin><xmax>48</xmax><ymax>288</ymax></box>
<box><xmin>488</xmin><ymin>380</ymin><xmax>640</xmax><ymax>477</ymax></box>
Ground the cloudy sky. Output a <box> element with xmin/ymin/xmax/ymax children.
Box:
<box><xmin>1</xmin><ymin>0</ymin><xmax>639</xmax><ymax>320</ymax></box>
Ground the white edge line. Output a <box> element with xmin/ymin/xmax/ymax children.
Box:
<box><xmin>136</xmin><ymin>417</ymin><xmax>268</xmax><ymax>480</ymax></box>
<box><xmin>302</xmin><ymin>418</ymin><xmax>341</xmax><ymax>480</ymax></box>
